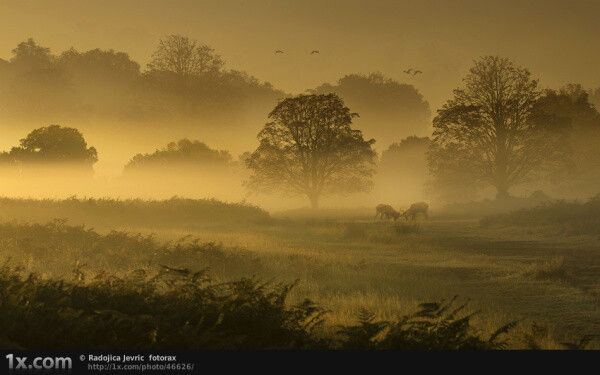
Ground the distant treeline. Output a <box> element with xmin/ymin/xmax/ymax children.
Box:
<box><xmin>0</xmin><ymin>36</ymin><xmax>432</xmax><ymax>141</ymax></box>
<box><xmin>0</xmin><ymin>36</ymin><xmax>283</xmax><ymax>125</ymax></box>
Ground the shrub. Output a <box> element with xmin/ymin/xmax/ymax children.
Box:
<box><xmin>337</xmin><ymin>296</ymin><xmax>516</xmax><ymax>350</ymax></box>
<box><xmin>524</xmin><ymin>257</ymin><xmax>569</xmax><ymax>281</ymax></box>
<box><xmin>0</xmin><ymin>261</ymin><xmax>326</xmax><ymax>350</ymax></box>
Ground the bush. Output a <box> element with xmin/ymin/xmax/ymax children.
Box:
<box><xmin>0</xmin><ymin>261</ymin><xmax>522</xmax><ymax>349</ymax></box>
<box><xmin>0</xmin><ymin>261</ymin><xmax>326</xmax><ymax>349</ymax></box>
<box><xmin>524</xmin><ymin>257</ymin><xmax>569</xmax><ymax>281</ymax></box>
<box><xmin>337</xmin><ymin>296</ymin><xmax>515</xmax><ymax>349</ymax></box>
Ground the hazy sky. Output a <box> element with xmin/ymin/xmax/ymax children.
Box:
<box><xmin>1</xmin><ymin>0</ymin><xmax>599</xmax><ymax>111</ymax></box>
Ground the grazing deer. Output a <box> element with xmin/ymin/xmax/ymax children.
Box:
<box><xmin>403</xmin><ymin>202</ymin><xmax>429</xmax><ymax>221</ymax></box>
<box><xmin>375</xmin><ymin>204</ymin><xmax>402</xmax><ymax>223</ymax></box>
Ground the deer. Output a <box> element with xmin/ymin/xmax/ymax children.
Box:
<box><xmin>375</xmin><ymin>204</ymin><xmax>402</xmax><ymax>223</ymax></box>
<box><xmin>403</xmin><ymin>202</ymin><xmax>429</xmax><ymax>221</ymax></box>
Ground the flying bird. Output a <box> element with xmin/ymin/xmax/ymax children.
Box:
<box><xmin>311</xmin><ymin>50</ymin><xmax>319</xmax><ymax>55</ymax></box>
<box><xmin>413</xmin><ymin>70</ymin><xmax>423</xmax><ymax>76</ymax></box>
<box><xmin>403</xmin><ymin>69</ymin><xmax>413</xmax><ymax>74</ymax></box>
<box><xmin>275</xmin><ymin>50</ymin><xmax>283</xmax><ymax>54</ymax></box>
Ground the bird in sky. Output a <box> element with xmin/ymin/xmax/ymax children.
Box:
<box><xmin>403</xmin><ymin>69</ymin><xmax>413</xmax><ymax>74</ymax></box>
<box><xmin>311</xmin><ymin>50</ymin><xmax>319</xmax><ymax>55</ymax></box>
<box><xmin>275</xmin><ymin>50</ymin><xmax>283</xmax><ymax>54</ymax></box>
<box><xmin>412</xmin><ymin>70</ymin><xmax>423</xmax><ymax>76</ymax></box>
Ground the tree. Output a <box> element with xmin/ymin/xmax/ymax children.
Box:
<box><xmin>147</xmin><ymin>35</ymin><xmax>223</xmax><ymax>77</ymax></box>
<box><xmin>10</xmin><ymin>38</ymin><xmax>54</xmax><ymax>71</ymax></box>
<box><xmin>0</xmin><ymin>125</ymin><xmax>98</xmax><ymax>168</ymax></box>
<box><xmin>124</xmin><ymin>139</ymin><xmax>232</xmax><ymax>172</ymax></box>
<box><xmin>311</xmin><ymin>73</ymin><xmax>431</xmax><ymax>143</ymax></box>
<box><xmin>534</xmin><ymin>85</ymin><xmax>600</xmax><ymax>196</ymax></box>
<box><xmin>428</xmin><ymin>56</ymin><xmax>567</xmax><ymax>200</ymax></box>
<box><xmin>246</xmin><ymin>94</ymin><xmax>376</xmax><ymax>209</ymax></box>
<box><xmin>589</xmin><ymin>88</ymin><xmax>600</xmax><ymax>110</ymax></box>
<box><xmin>136</xmin><ymin>35</ymin><xmax>282</xmax><ymax>122</ymax></box>
<box><xmin>376</xmin><ymin>136</ymin><xmax>431</xmax><ymax>204</ymax></box>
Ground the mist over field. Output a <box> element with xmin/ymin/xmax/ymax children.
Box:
<box><xmin>1</xmin><ymin>0</ymin><xmax>600</xmax><ymax>351</ymax></box>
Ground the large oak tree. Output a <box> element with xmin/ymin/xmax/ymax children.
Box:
<box><xmin>428</xmin><ymin>56</ymin><xmax>567</xmax><ymax>199</ymax></box>
<box><xmin>246</xmin><ymin>94</ymin><xmax>376</xmax><ymax>209</ymax></box>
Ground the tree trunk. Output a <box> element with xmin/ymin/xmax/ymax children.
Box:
<box><xmin>495</xmin><ymin>134</ymin><xmax>510</xmax><ymax>200</ymax></box>
<box><xmin>309</xmin><ymin>194</ymin><xmax>319</xmax><ymax>210</ymax></box>
<box><xmin>495</xmin><ymin>185</ymin><xmax>510</xmax><ymax>200</ymax></box>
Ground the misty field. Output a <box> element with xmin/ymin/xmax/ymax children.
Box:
<box><xmin>1</xmin><ymin>198</ymin><xmax>599</xmax><ymax>349</ymax></box>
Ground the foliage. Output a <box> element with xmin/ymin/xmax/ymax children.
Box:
<box><xmin>428</xmin><ymin>56</ymin><xmax>568</xmax><ymax>199</ymax></box>
<box><xmin>0</xmin><ymin>37</ymin><xmax>282</xmax><ymax>125</ymax></box>
<box><xmin>312</xmin><ymin>73</ymin><xmax>431</xmax><ymax>141</ymax></box>
<box><xmin>337</xmin><ymin>296</ymin><xmax>515</xmax><ymax>349</ymax></box>
<box><xmin>147</xmin><ymin>35</ymin><xmax>224</xmax><ymax>77</ymax></box>
<box><xmin>124</xmin><ymin>139</ymin><xmax>232</xmax><ymax>172</ymax></box>
<box><xmin>0</xmin><ymin>125</ymin><xmax>98</xmax><ymax>168</ymax></box>
<box><xmin>0</xmin><ymin>261</ymin><xmax>326</xmax><ymax>349</ymax></box>
<box><xmin>588</xmin><ymin>87</ymin><xmax>600</xmax><ymax>111</ymax></box>
<box><xmin>246</xmin><ymin>93</ymin><xmax>377</xmax><ymax>209</ymax></box>
<box><xmin>536</xmin><ymin>85</ymin><xmax>600</xmax><ymax>197</ymax></box>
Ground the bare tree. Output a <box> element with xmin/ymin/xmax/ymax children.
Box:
<box><xmin>147</xmin><ymin>35</ymin><xmax>224</xmax><ymax>77</ymax></box>
<box><xmin>246</xmin><ymin>94</ymin><xmax>376</xmax><ymax>209</ymax></box>
<box><xmin>428</xmin><ymin>56</ymin><xmax>567</xmax><ymax>199</ymax></box>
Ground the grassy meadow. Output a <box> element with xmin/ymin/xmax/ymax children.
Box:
<box><xmin>1</xmin><ymin>197</ymin><xmax>599</xmax><ymax>349</ymax></box>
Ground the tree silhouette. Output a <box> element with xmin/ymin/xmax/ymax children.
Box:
<box><xmin>134</xmin><ymin>35</ymin><xmax>281</xmax><ymax>121</ymax></box>
<box><xmin>246</xmin><ymin>94</ymin><xmax>376</xmax><ymax>209</ymax></box>
<box><xmin>124</xmin><ymin>139</ymin><xmax>232</xmax><ymax>173</ymax></box>
<box><xmin>428</xmin><ymin>56</ymin><xmax>567</xmax><ymax>199</ymax></box>
<box><xmin>376</xmin><ymin>136</ymin><xmax>431</xmax><ymax>204</ymax></box>
<box><xmin>0</xmin><ymin>125</ymin><xmax>98</xmax><ymax>168</ymax></box>
<box><xmin>312</xmin><ymin>73</ymin><xmax>431</xmax><ymax>142</ymax></box>
<box><xmin>147</xmin><ymin>35</ymin><xmax>224</xmax><ymax>77</ymax></box>
<box><xmin>589</xmin><ymin>88</ymin><xmax>600</xmax><ymax>111</ymax></box>
<box><xmin>535</xmin><ymin>85</ymin><xmax>600</xmax><ymax>196</ymax></box>
<box><xmin>10</xmin><ymin>38</ymin><xmax>54</xmax><ymax>71</ymax></box>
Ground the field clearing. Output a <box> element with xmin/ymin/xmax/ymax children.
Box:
<box><xmin>2</xmin><ymin>206</ymin><xmax>600</xmax><ymax>348</ymax></box>
<box><xmin>115</xmin><ymin>218</ymin><xmax>600</xmax><ymax>348</ymax></box>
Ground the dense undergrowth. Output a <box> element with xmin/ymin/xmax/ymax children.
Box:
<box><xmin>0</xmin><ymin>261</ymin><xmax>520</xmax><ymax>350</ymax></box>
<box><xmin>480</xmin><ymin>195</ymin><xmax>600</xmax><ymax>236</ymax></box>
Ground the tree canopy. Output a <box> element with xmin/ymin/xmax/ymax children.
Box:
<box><xmin>147</xmin><ymin>35</ymin><xmax>224</xmax><ymax>77</ymax></box>
<box><xmin>428</xmin><ymin>56</ymin><xmax>568</xmax><ymax>199</ymax></box>
<box><xmin>0</xmin><ymin>125</ymin><xmax>98</xmax><ymax>168</ymax></box>
<box><xmin>246</xmin><ymin>93</ymin><xmax>376</xmax><ymax>209</ymax></box>
<box><xmin>589</xmin><ymin>88</ymin><xmax>600</xmax><ymax>111</ymax></box>
<box><xmin>124</xmin><ymin>139</ymin><xmax>232</xmax><ymax>173</ymax></box>
<box><xmin>312</xmin><ymin>73</ymin><xmax>431</xmax><ymax>143</ymax></box>
<box><xmin>534</xmin><ymin>84</ymin><xmax>600</xmax><ymax>196</ymax></box>
<box><xmin>0</xmin><ymin>37</ymin><xmax>282</xmax><ymax>128</ymax></box>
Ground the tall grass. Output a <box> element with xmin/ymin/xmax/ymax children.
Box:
<box><xmin>480</xmin><ymin>195</ymin><xmax>600</xmax><ymax>236</ymax></box>
<box><xmin>0</xmin><ymin>196</ymin><xmax>274</xmax><ymax>229</ymax></box>
<box><xmin>0</xmin><ymin>220</ymin><xmax>548</xmax><ymax>350</ymax></box>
